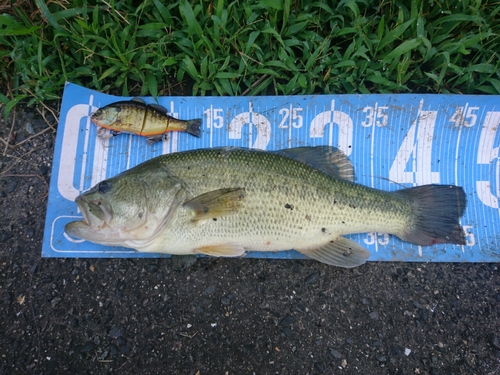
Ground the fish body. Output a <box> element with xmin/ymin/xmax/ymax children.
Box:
<box><xmin>91</xmin><ymin>99</ymin><xmax>201</xmax><ymax>143</ymax></box>
<box><xmin>65</xmin><ymin>147</ymin><xmax>467</xmax><ymax>268</ymax></box>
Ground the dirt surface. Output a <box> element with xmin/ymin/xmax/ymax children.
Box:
<box><xmin>0</xmin><ymin>106</ymin><xmax>499</xmax><ymax>375</ymax></box>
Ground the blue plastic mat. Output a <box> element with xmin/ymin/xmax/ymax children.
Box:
<box><xmin>42</xmin><ymin>83</ymin><xmax>500</xmax><ymax>261</ymax></box>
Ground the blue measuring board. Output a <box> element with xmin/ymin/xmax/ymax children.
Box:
<box><xmin>42</xmin><ymin>83</ymin><xmax>500</xmax><ymax>262</ymax></box>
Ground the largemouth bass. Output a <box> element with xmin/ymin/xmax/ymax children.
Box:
<box><xmin>65</xmin><ymin>147</ymin><xmax>467</xmax><ymax>268</ymax></box>
<box><xmin>91</xmin><ymin>98</ymin><xmax>201</xmax><ymax>143</ymax></box>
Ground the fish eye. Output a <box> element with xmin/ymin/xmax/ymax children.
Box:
<box><xmin>98</xmin><ymin>181</ymin><xmax>111</xmax><ymax>193</ymax></box>
<box><xmin>92</xmin><ymin>109</ymin><xmax>102</xmax><ymax>117</ymax></box>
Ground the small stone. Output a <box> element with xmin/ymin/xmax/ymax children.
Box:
<box><xmin>29</xmin><ymin>263</ymin><xmax>38</xmax><ymax>274</ymax></box>
<box><xmin>220</xmin><ymin>296</ymin><xmax>231</xmax><ymax>306</ymax></box>
<box><xmin>25</xmin><ymin>122</ymin><xmax>35</xmax><ymax>134</ymax></box>
<box><xmin>109</xmin><ymin>344</ymin><xmax>119</xmax><ymax>355</ymax></box>
<box><xmin>119</xmin><ymin>344</ymin><xmax>132</xmax><ymax>356</ymax></box>
<box><xmin>6</xmin><ymin>179</ymin><xmax>18</xmax><ymax>194</ymax></box>
<box><xmin>304</xmin><ymin>271</ymin><xmax>320</xmax><ymax>285</ymax></box>
<box><xmin>39</xmin><ymin>164</ymin><xmax>49</xmax><ymax>176</ymax></box>
<box><xmin>3</xmin><ymin>292</ymin><xmax>13</xmax><ymax>305</ymax></box>
<box><xmin>376</xmin><ymin>355</ymin><xmax>386</xmax><ymax>362</ymax></box>
<box><xmin>369</xmin><ymin>311</ymin><xmax>380</xmax><ymax>320</ymax></box>
<box><xmin>314</xmin><ymin>362</ymin><xmax>325</xmax><ymax>373</ymax></box>
<box><xmin>391</xmin><ymin>344</ymin><xmax>402</xmax><ymax>356</ymax></box>
<box><xmin>98</xmin><ymin>350</ymin><xmax>109</xmax><ymax>361</ymax></box>
<box><xmin>145</xmin><ymin>264</ymin><xmax>159</xmax><ymax>273</ymax></box>
<box><xmin>329</xmin><ymin>348</ymin><xmax>342</xmax><ymax>359</ymax></box>
<box><xmin>109</xmin><ymin>324</ymin><xmax>125</xmax><ymax>339</ymax></box>
<box><xmin>259</xmin><ymin>302</ymin><xmax>269</xmax><ymax>309</ymax></box>
<box><xmin>41</xmin><ymin>276</ymin><xmax>53</xmax><ymax>283</ymax></box>
<box><xmin>80</xmin><ymin>341</ymin><xmax>96</xmax><ymax>353</ymax></box>
<box><xmin>51</xmin><ymin>297</ymin><xmax>62</xmax><ymax>307</ymax></box>
<box><xmin>1</xmin><ymin>231</ymin><xmax>13</xmax><ymax>242</ymax></box>
<box><xmin>418</xmin><ymin>308</ymin><xmax>429</xmax><ymax>321</ymax></box>
<box><xmin>489</xmin><ymin>333</ymin><xmax>500</xmax><ymax>349</ymax></box>
<box><xmin>362</xmin><ymin>297</ymin><xmax>372</xmax><ymax>305</ymax></box>
<box><xmin>279</xmin><ymin>315</ymin><xmax>294</xmax><ymax>326</ymax></box>
<box><xmin>203</xmin><ymin>286</ymin><xmax>215</xmax><ymax>295</ymax></box>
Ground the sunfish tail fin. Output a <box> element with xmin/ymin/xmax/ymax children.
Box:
<box><xmin>395</xmin><ymin>184</ymin><xmax>467</xmax><ymax>246</ymax></box>
<box><xmin>186</xmin><ymin>119</ymin><xmax>202</xmax><ymax>137</ymax></box>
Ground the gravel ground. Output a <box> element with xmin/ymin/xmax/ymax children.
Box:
<box><xmin>0</xmin><ymin>106</ymin><xmax>499</xmax><ymax>375</ymax></box>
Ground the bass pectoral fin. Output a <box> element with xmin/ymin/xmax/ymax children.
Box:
<box><xmin>184</xmin><ymin>188</ymin><xmax>246</xmax><ymax>222</ymax></box>
<box><xmin>297</xmin><ymin>237</ymin><xmax>370</xmax><ymax>268</ymax></box>
<box><xmin>194</xmin><ymin>243</ymin><xmax>245</xmax><ymax>257</ymax></box>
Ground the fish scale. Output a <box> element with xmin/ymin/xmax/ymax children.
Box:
<box><xmin>66</xmin><ymin>147</ymin><xmax>467</xmax><ymax>268</ymax></box>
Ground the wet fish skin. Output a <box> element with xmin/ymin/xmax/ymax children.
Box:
<box><xmin>65</xmin><ymin>147</ymin><xmax>467</xmax><ymax>268</ymax></box>
<box><xmin>91</xmin><ymin>99</ymin><xmax>201</xmax><ymax>141</ymax></box>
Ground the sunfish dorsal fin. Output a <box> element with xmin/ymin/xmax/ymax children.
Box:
<box><xmin>130</xmin><ymin>97</ymin><xmax>146</xmax><ymax>104</ymax></box>
<box><xmin>277</xmin><ymin>146</ymin><xmax>355</xmax><ymax>181</ymax></box>
<box><xmin>147</xmin><ymin>103</ymin><xmax>169</xmax><ymax>114</ymax></box>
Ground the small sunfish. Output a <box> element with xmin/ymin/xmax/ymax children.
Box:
<box><xmin>91</xmin><ymin>98</ymin><xmax>201</xmax><ymax>143</ymax></box>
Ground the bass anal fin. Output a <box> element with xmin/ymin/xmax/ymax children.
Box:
<box><xmin>297</xmin><ymin>237</ymin><xmax>370</xmax><ymax>268</ymax></box>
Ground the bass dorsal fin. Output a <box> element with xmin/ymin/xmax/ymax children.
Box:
<box><xmin>277</xmin><ymin>146</ymin><xmax>355</xmax><ymax>181</ymax></box>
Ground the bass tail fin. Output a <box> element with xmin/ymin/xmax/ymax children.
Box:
<box><xmin>395</xmin><ymin>185</ymin><xmax>467</xmax><ymax>246</ymax></box>
<box><xmin>186</xmin><ymin>119</ymin><xmax>202</xmax><ymax>137</ymax></box>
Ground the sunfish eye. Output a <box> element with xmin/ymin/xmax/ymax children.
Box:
<box><xmin>92</xmin><ymin>109</ymin><xmax>102</xmax><ymax>117</ymax></box>
<box><xmin>98</xmin><ymin>181</ymin><xmax>111</xmax><ymax>193</ymax></box>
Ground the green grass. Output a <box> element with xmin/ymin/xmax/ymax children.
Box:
<box><xmin>0</xmin><ymin>0</ymin><xmax>499</xmax><ymax>117</ymax></box>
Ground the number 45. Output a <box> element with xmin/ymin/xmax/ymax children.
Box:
<box><xmin>449</xmin><ymin>105</ymin><xmax>479</xmax><ymax>127</ymax></box>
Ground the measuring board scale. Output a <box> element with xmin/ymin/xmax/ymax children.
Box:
<box><xmin>42</xmin><ymin>83</ymin><xmax>500</xmax><ymax>262</ymax></box>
